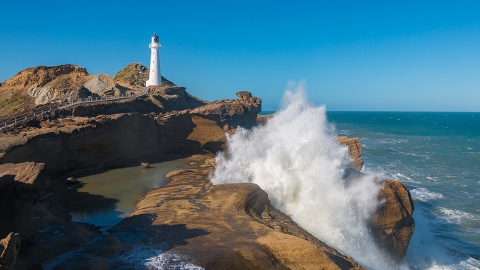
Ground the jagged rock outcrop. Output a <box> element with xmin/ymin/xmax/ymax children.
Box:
<box><xmin>0</xmin><ymin>232</ymin><xmax>21</xmax><ymax>270</ymax></box>
<box><xmin>0</xmin><ymin>162</ymin><xmax>49</xmax><ymax>240</ymax></box>
<box><xmin>372</xmin><ymin>180</ymin><xmax>415</xmax><ymax>262</ymax></box>
<box><xmin>190</xmin><ymin>92</ymin><xmax>261</xmax><ymax>130</ymax></box>
<box><xmin>337</xmin><ymin>136</ymin><xmax>364</xmax><ymax>171</ymax></box>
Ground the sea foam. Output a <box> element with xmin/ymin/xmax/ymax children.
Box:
<box><xmin>211</xmin><ymin>81</ymin><xmax>393</xmax><ymax>269</ymax></box>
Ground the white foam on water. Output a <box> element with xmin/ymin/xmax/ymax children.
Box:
<box><xmin>401</xmin><ymin>209</ymin><xmax>480</xmax><ymax>270</ymax></box>
<box><xmin>411</xmin><ymin>188</ymin><xmax>445</xmax><ymax>202</ymax></box>
<box><xmin>438</xmin><ymin>208</ymin><xmax>479</xmax><ymax>225</ymax></box>
<box><xmin>115</xmin><ymin>246</ymin><xmax>203</xmax><ymax>270</ymax></box>
<box><xmin>211</xmin><ymin>81</ymin><xmax>393</xmax><ymax>269</ymax></box>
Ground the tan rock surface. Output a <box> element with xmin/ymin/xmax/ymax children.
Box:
<box><xmin>337</xmin><ymin>136</ymin><xmax>364</xmax><ymax>171</ymax></box>
<box><xmin>371</xmin><ymin>180</ymin><xmax>415</xmax><ymax>262</ymax></box>
<box><xmin>0</xmin><ymin>65</ymin><xmax>93</xmax><ymax>121</ymax></box>
<box><xmin>106</xmin><ymin>155</ymin><xmax>364</xmax><ymax>269</ymax></box>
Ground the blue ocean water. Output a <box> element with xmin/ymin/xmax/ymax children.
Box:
<box><xmin>327</xmin><ymin>111</ymin><xmax>480</xmax><ymax>269</ymax></box>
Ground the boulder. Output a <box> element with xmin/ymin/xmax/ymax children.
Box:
<box><xmin>0</xmin><ymin>232</ymin><xmax>21</xmax><ymax>270</ymax></box>
<box><xmin>141</xmin><ymin>162</ymin><xmax>150</xmax><ymax>169</ymax></box>
<box><xmin>0</xmin><ymin>162</ymin><xmax>49</xmax><ymax>240</ymax></box>
<box><xmin>371</xmin><ymin>180</ymin><xmax>415</xmax><ymax>262</ymax></box>
<box><xmin>66</xmin><ymin>176</ymin><xmax>80</xmax><ymax>185</ymax></box>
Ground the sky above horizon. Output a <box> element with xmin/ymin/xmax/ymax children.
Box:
<box><xmin>1</xmin><ymin>1</ymin><xmax>479</xmax><ymax>112</ymax></box>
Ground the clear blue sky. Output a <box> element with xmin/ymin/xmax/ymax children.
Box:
<box><xmin>1</xmin><ymin>1</ymin><xmax>479</xmax><ymax>111</ymax></box>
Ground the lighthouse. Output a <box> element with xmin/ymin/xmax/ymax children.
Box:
<box><xmin>146</xmin><ymin>33</ymin><xmax>161</xmax><ymax>87</ymax></box>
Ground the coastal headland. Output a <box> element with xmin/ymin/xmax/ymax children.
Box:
<box><xmin>0</xmin><ymin>64</ymin><xmax>414</xmax><ymax>269</ymax></box>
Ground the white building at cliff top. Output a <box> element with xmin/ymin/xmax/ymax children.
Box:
<box><xmin>146</xmin><ymin>33</ymin><xmax>161</xmax><ymax>87</ymax></box>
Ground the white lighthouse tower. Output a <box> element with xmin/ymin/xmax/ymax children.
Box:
<box><xmin>146</xmin><ymin>33</ymin><xmax>161</xmax><ymax>87</ymax></box>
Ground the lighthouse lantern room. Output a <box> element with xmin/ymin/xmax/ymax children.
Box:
<box><xmin>146</xmin><ymin>33</ymin><xmax>161</xmax><ymax>87</ymax></box>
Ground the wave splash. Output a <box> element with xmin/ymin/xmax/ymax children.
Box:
<box><xmin>211</xmin><ymin>81</ymin><xmax>392</xmax><ymax>269</ymax></box>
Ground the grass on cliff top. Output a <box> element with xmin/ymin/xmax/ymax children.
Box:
<box><xmin>113</xmin><ymin>63</ymin><xmax>176</xmax><ymax>87</ymax></box>
<box><xmin>0</xmin><ymin>93</ymin><xmax>27</xmax><ymax>116</ymax></box>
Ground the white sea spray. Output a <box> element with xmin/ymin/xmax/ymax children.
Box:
<box><xmin>211</xmin><ymin>81</ymin><xmax>392</xmax><ymax>269</ymax></box>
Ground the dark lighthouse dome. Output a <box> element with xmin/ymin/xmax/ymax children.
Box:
<box><xmin>152</xmin><ymin>33</ymin><xmax>159</xmax><ymax>43</ymax></box>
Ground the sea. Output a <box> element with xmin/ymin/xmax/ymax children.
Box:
<box><xmin>329</xmin><ymin>111</ymin><xmax>480</xmax><ymax>269</ymax></box>
<box><xmin>212</xmin><ymin>84</ymin><xmax>480</xmax><ymax>270</ymax></box>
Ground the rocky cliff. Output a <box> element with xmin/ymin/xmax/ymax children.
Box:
<box><xmin>0</xmin><ymin>91</ymin><xmax>259</xmax><ymax>174</ymax></box>
<box><xmin>0</xmin><ymin>162</ymin><xmax>49</xmax><ymax>241</ymax></box>
<box><xmin>0</xmin><ymin>63</ymin><xmax>178</xmax><ymax>122</ymax></box>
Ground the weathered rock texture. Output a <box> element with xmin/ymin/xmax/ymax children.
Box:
<box><xmin>372</xmin><ymin>180</ymin><xmax>415</xmax><ymax>262</ymax></box>
<box><xmin>61</xmin><ymin>155</ymin><xmax>364</xmax><ymax>269</ymax></box>
<box><xmin>0</xmin><ymin>92</ymin><xmax>260</xmax><ymax>174</ymax></box>
<box><xmin>337</xmin><ymin>136</ymin><xmax>364</xmax><ymax>171</ymax></box>
<box><xmin>0</xmin><ymin>65</ymin><xmax>94</xmax><ymax>121</ymax></box>
<box><xmin>0</xmin><ymin>232</ymin><xmax>21</xmax><ymax>270</ymax></box>
<box><xmin>83</xmin><ymin>74</ymin><xmax>118</xmax><ymax>96</ymax></box>
<box><xmin>0</xmin><ymin>162</ymin><xmax>49</xmax><ymax>240</ymax></box>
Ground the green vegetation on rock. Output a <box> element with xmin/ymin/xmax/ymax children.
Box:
<box><xmin>0</xmin><ymin>94</ymin><xmax>27</xmax><ymax>115</ymax></box>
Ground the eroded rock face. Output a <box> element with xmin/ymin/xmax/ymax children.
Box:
<box><xmin>0</xmin><ymin>92</ymin><xmax>261</xmax><ymax>173</ymax></box>
<box><xmin>0</xmin><ymin>162</ymin><xmax>49</xmax><ymax>240</ymax></box>
<box><xmin>190</xmin><ymin>91</ymin><xmax>261</xmax><ymax>130</ymax></box>
<box><xmin>371</xmin><ymin>180</ymin><xmax>415</xmax><ymax>262</ymax></box>
<box><xmin>337</xmin><ymin>136</ymin><xmax>364</xmax><ymax>171</ymax></box>
<box><xmin>83</xmin><ymin>74</ymin><xmax>118</xmax><ymax>96</ymax></box>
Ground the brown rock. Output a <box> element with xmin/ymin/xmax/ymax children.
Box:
<box><xmin>141</xmin><ymin>162</ymin><xmax>150</xmax><ymax>169</ymax></box>
<box><xmin>236</xmin><ymin>90</ymin><xmax>252</xmax><ymax>100</ymax></box>
<box><xmin>0</xmin><ymin>232</ymin><xmax>21</xmax><ymax>270</ymax></box>
<box><xmin>371</xmin><ymin>180</ymin><xmax>415</xmax><ymax>262</ymax></box>
<box><xmin>190</xmin><ymin>91</ymin><xmax>261</xmax><ymax>130</ymax></box>
<box><xmin>108</xmin><ymin>155</ymin><xmax>364</xmax><ymax>270</ymax></box>
<box><xmin>337</xmin><ymin>136</ymin><xmax>364</xmax><ymax>171</ymax></box>
<box><xmin>0</xmin><ymin>64</ymin><xmax>93</xmax><ymax>121</ymax></box>
<box><xmin>0</xmin><ymin>162</ymin><xmax>49</xmax><ymax>240</ymax></box>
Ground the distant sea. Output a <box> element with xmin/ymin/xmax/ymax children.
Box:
<box><xmin>261</xmin><ymin>110</ymin><xmax>479</xmax><ymax>268</ymax></box>
<box><xmin>326</xmin><ymin>111</ymin><xmax>480</xmax><ymax>269</ymax></box>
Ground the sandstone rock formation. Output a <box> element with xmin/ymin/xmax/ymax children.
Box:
<box><xmin>337</xmin><ymin>136</ymin><xmax>364</xmax><ymax>171</ymax></box>
<box><xmin>0</xmin><ymin>65</ymin><xmax>94</xmax><ymax>121</ymax></box>
<box><xmin>372</xmin><ymin>180</ymin><xmax>415</xmax><ymax>262</ymax></box>
<box><xmin>0</xmin><ymin>232</ymin><xmax>21</xmax><ymax>270</ymax></box>
<box><xmin>58</xmin><ymin>155</ymin><xmax>365</xmax><ymax>269</ymax></box>
<box><xmin>0</xmin><ymin>92</ymin><xmax>260</xmax><ymax>173</ymax></box>
<box><xmin>0</xmin><ymin>162</ymin><xmax>49</xmax><ymax>240</ymax></box>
